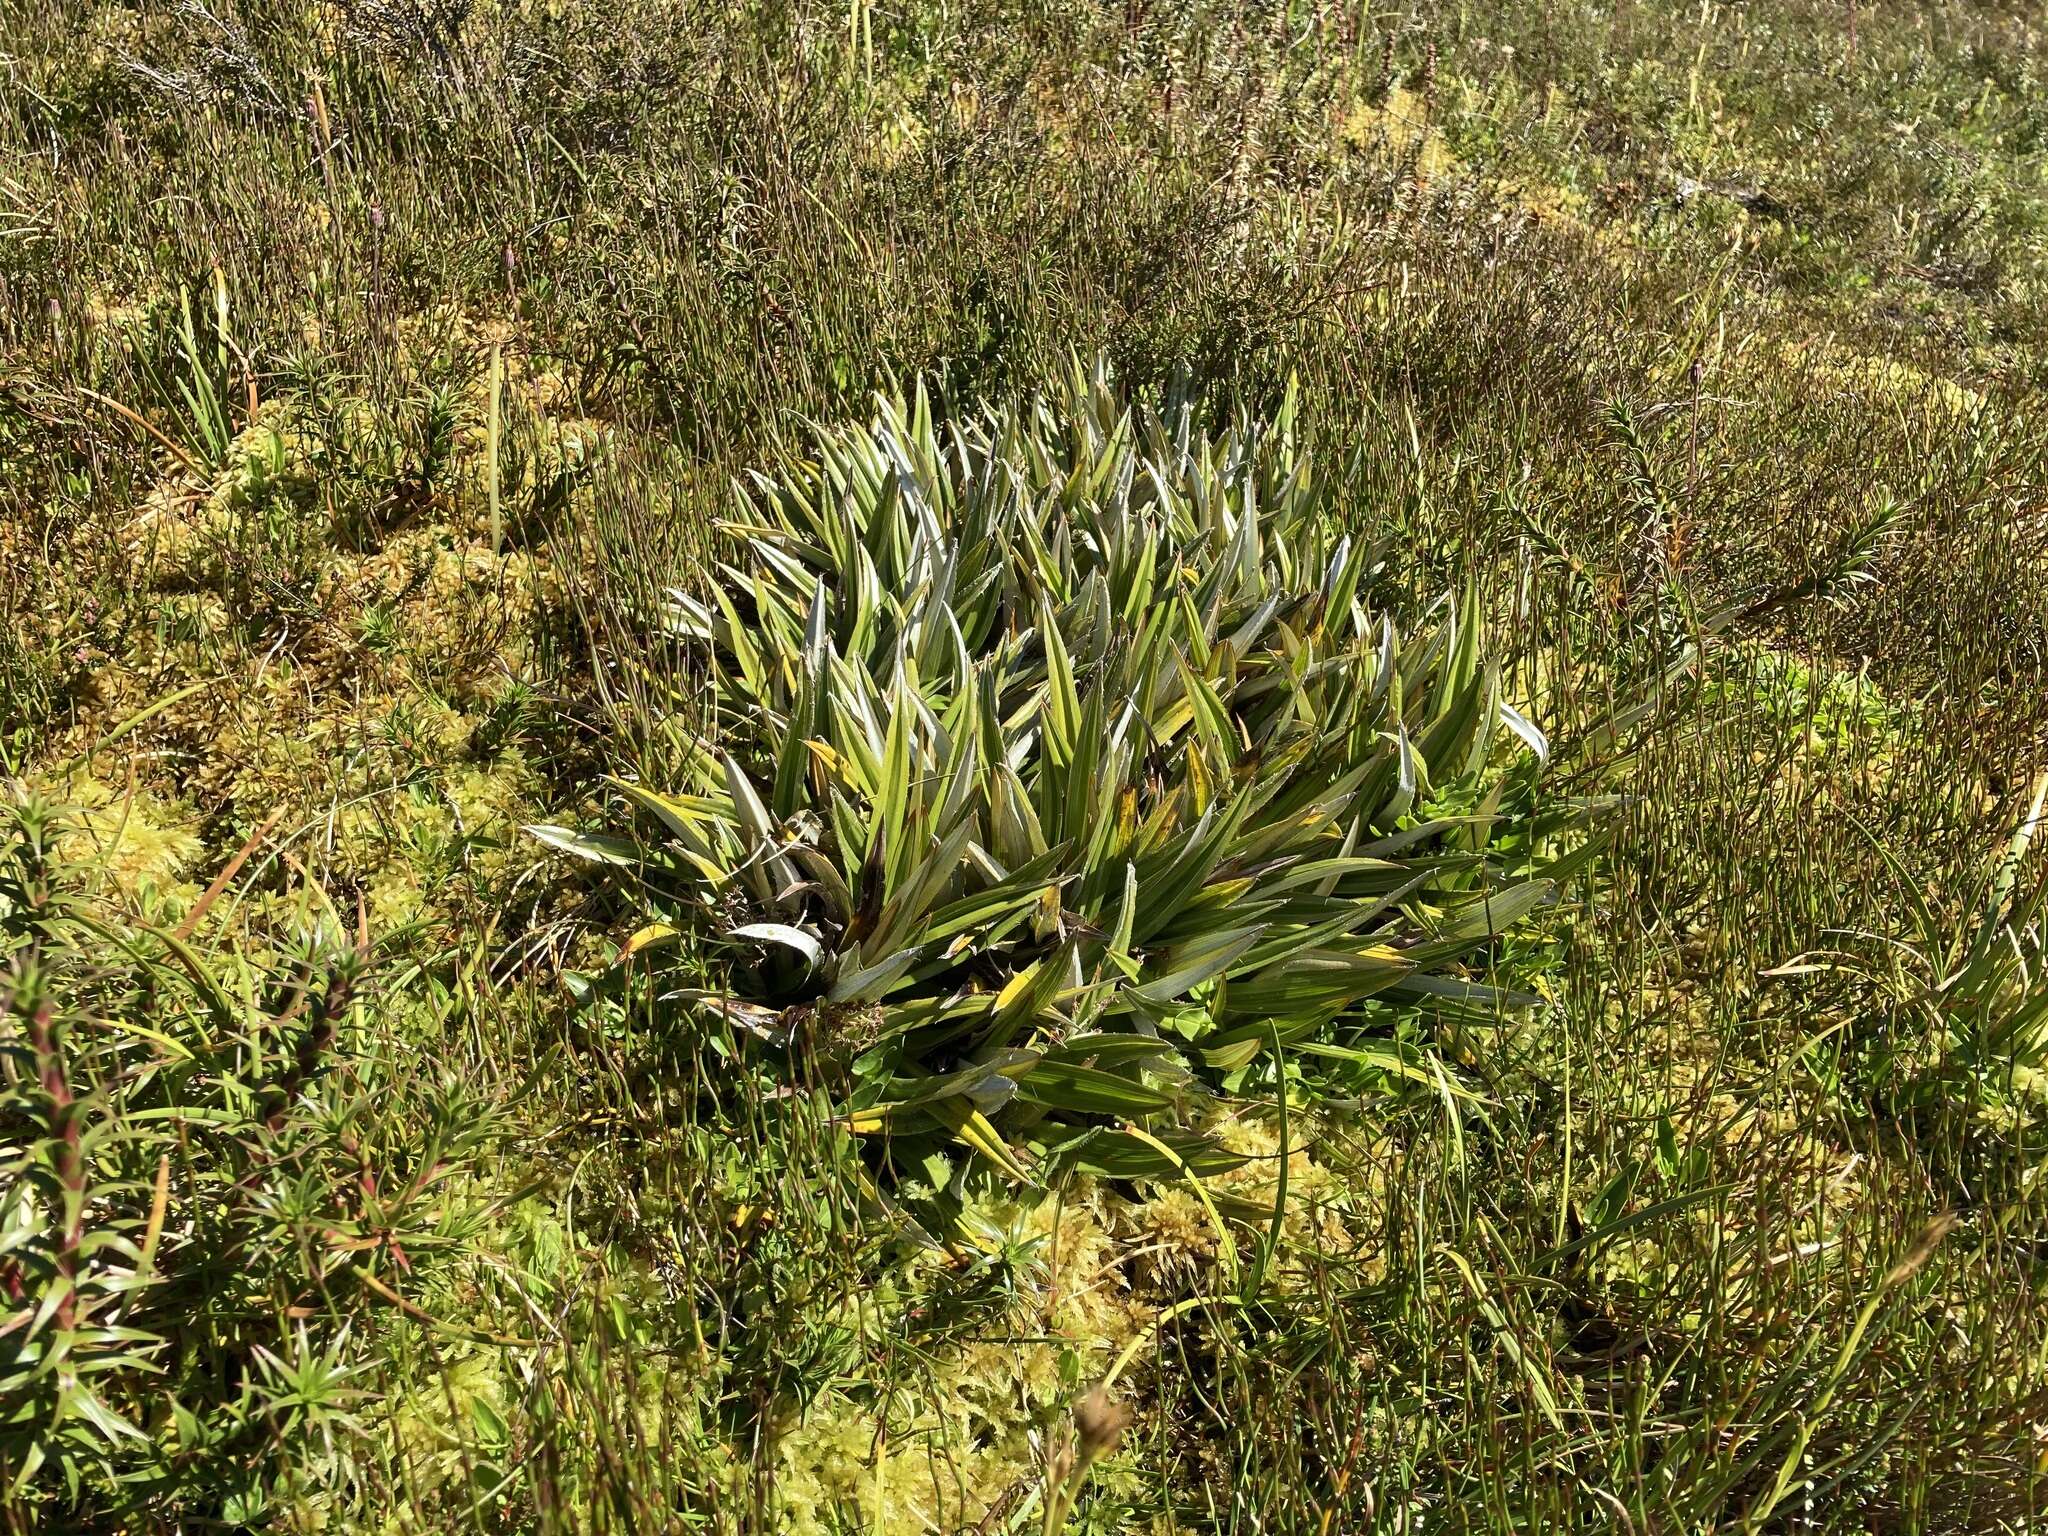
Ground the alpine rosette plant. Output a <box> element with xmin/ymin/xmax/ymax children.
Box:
<box><xmin>545</xmin><ymin>365</ymin><xmax>1580</xmax><ymax>1194</ymax></box>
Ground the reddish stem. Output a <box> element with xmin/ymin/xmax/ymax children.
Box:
<box><xmin>27</xmin><ymin>999</ymin><xmax>84</xmax><ymax>1334</ymax></box>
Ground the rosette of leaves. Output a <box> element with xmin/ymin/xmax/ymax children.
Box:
<box><xmin>556</xmin><ymin>366</ymin><xmax>1580</xmax><ymax>1193</ymax></box>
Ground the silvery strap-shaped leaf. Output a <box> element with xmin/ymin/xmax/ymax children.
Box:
<box><xmin>728</xmin><ymin>922</ymin><xmax>825</xmax><ymax>972</ymax></box>
<box><xmin>1497</xmin><ymin>700</ymin><xmax>1550</xmax><ymax>764</ymax></box>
